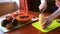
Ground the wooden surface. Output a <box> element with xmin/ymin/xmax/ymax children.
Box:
<box><xmin>5</xmin><ymin>10</ymin><xmax>60</xmax><ymax>34</ymax></box>
<box><xmin>0</xmin><ymin>2</ymin><xmax>18</xmax><ymax>16</ymax></box>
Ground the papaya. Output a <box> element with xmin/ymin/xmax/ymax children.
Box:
<box><xmin>39</xmin><ymin>13</ymin><xmax>45</xmax><ymax>26</ymax></box>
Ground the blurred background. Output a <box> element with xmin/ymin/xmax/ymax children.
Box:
<box><xmin>0</xmin><ymin>0</ymin><xmax>19</xmax><ymax>34</ymax></box>
<box><xmin>0</xmin><ymin>0</ymin><xmax>19</xmax><ymax>16</ymax></box>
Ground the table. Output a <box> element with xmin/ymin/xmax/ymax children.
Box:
<box><xmin>4</xmin><ymin>10</ymin><xmax>60</xmax><ymax>34</ymax></box>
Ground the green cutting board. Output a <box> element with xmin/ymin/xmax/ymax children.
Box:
<box><xmin>32</xmin><ymin>19</ymin><xmax>60</xmax><ymax>33</ymax></box>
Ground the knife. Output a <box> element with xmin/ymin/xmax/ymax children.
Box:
<box><xmin>39</xmin><ymin>10</ymin><xmax>43</xmax><ymax>14</ymax></box>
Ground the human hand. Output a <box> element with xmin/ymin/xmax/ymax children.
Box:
<box><xmin>39</xmin><ymin>2</ymin><xmax>47</xmax><ymax>11</ymax></box>
<box><xmin>41</xmin><ymin>16</ymin><xmax>54</xmax><ymax>29</ymax></box>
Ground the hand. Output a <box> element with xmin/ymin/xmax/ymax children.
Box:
<box><xmin>39</xmin><ymin>3</ymin><xmax>47</xmax><ymax>11</ymax></box>
<box><xmin>41</xmin><ymin>16</ymin><xmax>54</xmax><ymax>29</ymax></box>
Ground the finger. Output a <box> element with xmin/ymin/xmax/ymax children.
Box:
<box><xmin>39</xmin><ymin>6</ymin><xmax>46</xmax><ymax>12</ymax></box>
<box><xmin>42</xmin><ymin>7</ymin><xmax>46</xmax><ymax>11</ymax></box>
<box><xmin>42</xmin><ymin>20</ymin><xmax>52</xmax><ymax>29</ymax></box>
<box><xmin>42</xmin><ymin>20</ymin><xmax>48</xmax><ymax>26</ymax></box>
<box><xmin>39</xmin><ymin>5</ymin><xmax>43</xmax><ymax>10</ymax></box>
<box><xmin>41</xmin><ymin>19</ymin><xmax>49</xmax><ymax>28</ymax></box>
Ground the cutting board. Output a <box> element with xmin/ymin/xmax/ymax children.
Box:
<box><xmin>32</xmin><ymin>19</ymin><xmax>60</xmax><ymax>33</ymax></box>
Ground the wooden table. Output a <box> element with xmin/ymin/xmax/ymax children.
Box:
<box><xmin>5</xmin><ymin>10</ymin><xmax>60</xmax><ymax>34</ymax></box>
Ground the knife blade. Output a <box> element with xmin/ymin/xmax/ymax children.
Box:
<box><xmin>39</xmin><ymin>10</ymin><xmax>43</xmax><ymax>14</ymax></box>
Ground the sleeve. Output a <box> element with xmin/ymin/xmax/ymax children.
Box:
<box><xmin>41</xmin><ymin>0</ymin><xmax>47</xmax><ymax>3</ymax></box>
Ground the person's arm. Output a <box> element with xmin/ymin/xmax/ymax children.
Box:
<box><xmin>49</xmin><ymin>8</ymin><xmax>60</xmax><ymax>19</ymax></box>
<box><xmin>41</xmin><ymin>0</ymin><xmax>47</xmax><ymax>3</ymax></box>
<box><xmin>39</xmin><ymin>0</ymin><xmax>47</xmax><ymax>11</ymax></box>
<box><xmin>41</xmin><ymin>8</ymin><xmax>60</xmax><ymax>28</ymax></box>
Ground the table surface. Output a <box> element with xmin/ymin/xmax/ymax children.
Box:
<box><xmin>4</xmin><ymin>10</ymin><xmax>60</xmax><ymax>34</ymax></box>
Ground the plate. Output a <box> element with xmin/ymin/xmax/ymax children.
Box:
<box><xmin>0</xmin><ymin>17</ymin><xmax>38</xmax><ymax>33</ymax></box>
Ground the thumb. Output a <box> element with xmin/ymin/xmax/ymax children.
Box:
<box><xmin>39</xmin><ymin>6</ymin><xmax>46</xmax><ymax>12</ymax></box>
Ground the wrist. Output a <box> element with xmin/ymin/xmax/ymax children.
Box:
<box><xmin>48</xmin><ymin>15</ymin><xmax>55</xmax><ymax>20</ymax></box>
<box><xmin>49</xmin><ymin>8</ymin><xmax>60</xmax><ymax>19</ymax></box>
